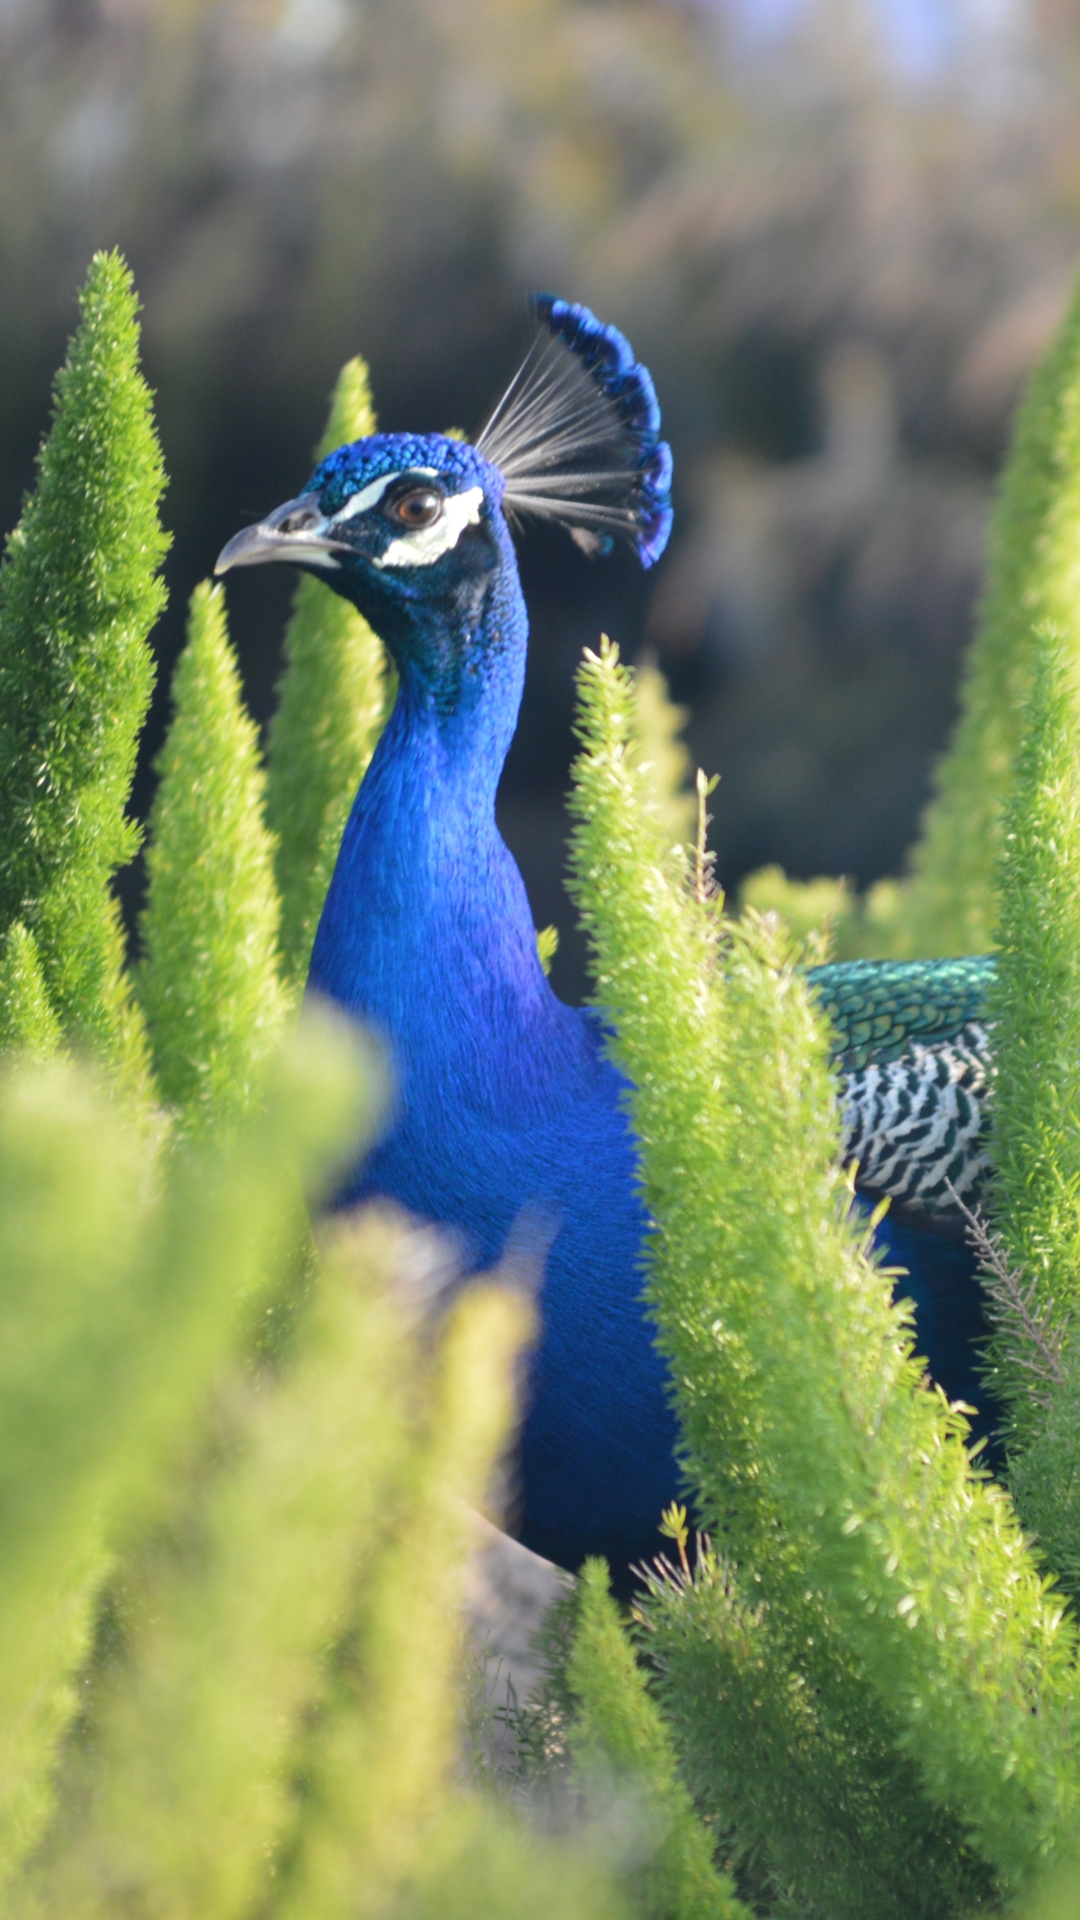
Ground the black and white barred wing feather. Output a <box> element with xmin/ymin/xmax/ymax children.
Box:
<box><xmin>810</xmin><ymin>956</ymin><xmax>997</xmax><ymax>1229</ymax></box>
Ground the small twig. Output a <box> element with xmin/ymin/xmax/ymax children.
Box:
<box><xmin>946</xmin><ymin>1180</ymin><xmax>1066</xmax><ymax>1399</ymax></box>
<box><xmin>694</xmin><ymin>768</ymin><xmax>719</xmax><ymax>907</ymax></box>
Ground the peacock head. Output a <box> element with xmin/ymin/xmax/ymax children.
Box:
<box><xmin>215</xmin><ymin>295</ymin><xmax>673</xmax><ymax>673</ymax></box>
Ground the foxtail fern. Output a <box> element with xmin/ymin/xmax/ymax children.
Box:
<box><xmin>898</xmin><ymin>268</ymin><xmax>1080</xmax><ymax>956</ymax></box>
<box><xmin>22</xmin><ymin>1210</ymin><xmax>417</xmax><ymax>1920</ymax></box>
<box><xmin>138</xmin><ymin>580</ymin><xmax>287</xmax><ymax>1135</ymax></box>
<box><xmin>567</xmin><ymin>638</ymin><xmax>1080</xmax><ymax>1911</ymax></box>
<box><xmin>0</xmin><ymin>924</ymin><xmax>63</xmax><ymax>1060</ymax></box>
<box><xmin>631</xmin><ymin>654</ymin><xmax>695</xmax><ymax>850</ymax></box>
<box><xmin>275</xmin><ymin>1275</ymin><xmax>533</xmax><ymax>1919</ymax></box>
<box><xmin>267</xmin><ymin>358</ymin><xmax>391</xmax><ymax>988</ymax></box>
<box><xmin>566</xmin><ymin>1557</ymin><xmax>746</xmax><ymax>1920</ymax></box>
<box><xmin>0</xmin><ymin>1009</ymin><xmax>373</xmax><ymax>1893</ymax></box>
<box><xmin>971</xmin><ymin>627</ymin><xmax>1080</xmax><ymax>1605</ymax></box>
<box><xmin>985</xmin><ymin>631</ymin><xmax>1080</xmax><ymax>1436</ymax></box>
<box><xmin>0</xmin><ymin>252</ymin><xmax>167</xmax><ymax>1083</ymax></box>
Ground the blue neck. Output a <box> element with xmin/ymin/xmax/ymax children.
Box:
<box><xmin>308</xmin><ymin>529</ymin><xmax>575</xmax><ymax>1116</ymax></box>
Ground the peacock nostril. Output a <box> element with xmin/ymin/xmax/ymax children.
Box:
<box><xmin>277</xmin><ymin>506</ymin><xmax>321</xmax><ymax>534</ymax></box>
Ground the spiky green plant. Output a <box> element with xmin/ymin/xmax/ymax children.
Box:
<box><xmin>731</xmin><ymin>265</ymin><xmax>1080</xmax><ymax>964</ymax></box>
<box><xmin>19</xmin><ymin>1209</ymin><xmax>415</xmax><ymax>1920</ymax></box>
<box><xmin>566</xmin><ymin>638</ymin><xmax>1080</xmax><ymax>1912</ymax></box>
<box><xmin>566</xmin><ymin>1557</ymin><xmax>746</xmax><ymax>1920</ymax></box>
<box><xmin>138</xmin><ymin>580</ymin><xmax>288</xmax><ymax>1135</ymax></box>
<box><xmin>0</xmin><ymin>1012</ymin><xmax>636</xmax><ymax>1920</ymax></box>
<box><xmin>0</xmin><ymin>252</ymin><xmax>167</xmax><ymax>1081</ymax></box>
<box><xmin>959</xmin><ymin>627</ymin><xmax>1080</xmax><ymax>1610</ymax></box>
<box><xmin>267</xmin><ymin>358</ymin><xmax>392</xmax><ymax>988</ymax></box>
<box><xmin>984</xmin><ymin>631</ymin><xmax>1080</xmax><ymax>1440</ymax></box>
<box><xmin>885</xmin><ymin>266</ymin><xmax>1080</xmax><ymax>957</ymax></box>
<box><xmin>0</xmin><ymin>924</ymin><xmax>63</xmax><ymax>1060</ymax></box>
<box><xmin>0</xmin><ymin>1007</ymin><xmax>374</xmax><ymax>1894</ymax></box>
<box><xmin>631</xmin><ymin>655</ymin><xmax>695</xmax><ymax>851</ymax></box>
<box><xmin>275</xmin><ymin>1273</ymin><xmax>533</xmax><ymax>1919</ymax></box>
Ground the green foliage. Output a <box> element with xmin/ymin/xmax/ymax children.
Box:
<box><xmin>267</xmin><ymin>357</ymin><xmax>392</xmax><ymax>989</ymax></box>
<box><xmin>0</xmin><ymin>1008</ymin><xmax>374</xmax><ymax>1895</ymax></box>
<box><xmin>16</xmin><ymin>241</ymin><xmax>1080</xmax><ymax>1920</ymax></box>
<box><xmin>138</xmin><ymin>580</ymin><xmax>288</xmax><ymax>1135</ymax></box>
<box><xmin>537</xmin><ymin>924</ymin><xmax>560</xmax><ymax>974</ymax></box>
<box><xmin>20</xmin><ymin>1210</ymin><xmax>502</xmax><ymax>1920</ymax></box>
<box><xmin>630</xmin><ymin>655</ymin><xmax>696</xmax><ymax>851</ymax></box>
<box><xmin>1007</xmin><ymin>1330</ymin><xmax>1080</xmax><ymax>1609</ymax></box>
<box><xmin>0</xmin><ymin>252</ymin><xmax>167</xmax><ymax>1075</ymax></box>
<box><xmin>737</xmin><ymin>865</ymin><xmax>907</xmax><ymax>961</ymax></box>
<box><xmin>275</xmin><ymin>1273</ymin><xmax>532</xmax><ymax>1919</ymax></box>
<box><xmin>566</xmin><ymin>1558</ymin><xmax>746</xmax><ymax>1920</ymax></box>
<box><xmin>566</xmin><ymin>638</ymin><xmax>1080</xmax><ymax>1912</ymax></box>
<box><xmin>736</xmin><ymin>263</ymin><xmax>1080</xmax><ymax>966</ymax></box>
<box><xmin>641</xmin><ymin>1548</ymin><xmax>996</xmax><ymax>1920</ymax></box>
<box><xmin>0</xmin><ymin>923</ymin><xmax>63</xmax><ymax>1060</ymax></box>
<box><xmin>984</xmin><ymin>632</ymin><xmax>1080</xmax><ymax>1442</ymax></box>
<box><xmin>896</xmin><ymin>264</ymin><xmax>1080</xmax><ymax>957</ymax></box>
<box><xmin>0</xmin><ymin>1034</ymin><xmax>628</xmax><ymax>1920</ymax></box>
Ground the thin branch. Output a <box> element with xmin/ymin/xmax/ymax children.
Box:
<box><xmin>946</xmin><ymin>1180</ymin><xmax>1066</xmax><ymax>1400</ymax></box>
<box><xmin>694</xmin><ymin>768</ymin><xmax>718</xmax><ymax>908</ymax></box>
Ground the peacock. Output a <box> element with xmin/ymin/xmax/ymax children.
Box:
<box><xmin>216</xmin><ymin>296</ymin><xmax>997</xmax><ymax>1582</ymax></box>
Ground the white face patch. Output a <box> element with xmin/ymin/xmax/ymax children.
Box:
<box><xmin>375</xmin><ymin>485</ymin><xmax>485</xmax><ymax>570</ymax></box>
<box><xmin>330</xmin><ymin>467</ymin><xmax>438</xmax><ymax>524</ymax></box>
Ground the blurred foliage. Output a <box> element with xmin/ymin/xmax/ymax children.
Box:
<box><xmin>737</xmin><ymin>862</ymin><xmax>905</xmax><ymax>960</ymax></box>
<box><xmin>0</xmin><ymin>1024</ymin><xmax>637</xmax><ymax>1919</ymax></box>
<box><xmin>739</xmin><ymin>250</ymin><xmax>1080</xmax><ymax>964</ymax></box>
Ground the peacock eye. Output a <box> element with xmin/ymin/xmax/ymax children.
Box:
<box><xmin>388</xmin><ymin>487</ymin><xmax>443</xmax><ymax>529</ymax></box>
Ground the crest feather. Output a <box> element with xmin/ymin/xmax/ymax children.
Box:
<box><xmin>477</xmin><ymin>295</ymin><xmax>673</xmax><ymax>568</ymax></box>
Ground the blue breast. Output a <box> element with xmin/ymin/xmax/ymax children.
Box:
<box><xmin>302</xmin><ymin>419</ymin><xmax>990</xmax><ymax>1581</ymax></box>
<box><xmin>309</xmin><ymin>658</ymin><xmax>681</xmax><ymax>1573</ymax></box>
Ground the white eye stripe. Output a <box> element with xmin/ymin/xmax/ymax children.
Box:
<box><xmin>330</xmin><ymin>467</ymin><xmax>439</xmax><ymax>523</ymax></box>
<box><xmin>374</xmin><ymin>486</ymin><xmax>485</xmax><ymax>570</ymax></box>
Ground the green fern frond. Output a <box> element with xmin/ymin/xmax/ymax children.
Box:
<box><xmin>267</xmin><ymin>358</ymin><xmax>392</xmax><ymax>988</ymax></box>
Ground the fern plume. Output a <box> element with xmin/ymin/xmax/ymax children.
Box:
<box><xmin>138</xmin><ymin>579</ymin><xmax>287</xmax><ymax>1135</ymax></box>
<box><xmin>0</xmin><ymin>924</ymin><xmax>63</xmax><ymax>1061</ymax></box>
<box><xmin>567</xmin><ymin>637</ymin><xmax>1080</xmax><ymax>1908</ymax></box>
<box><xmin>985</xmin><ymin>630</ymin><xmax>1080</xmax><ymax>1432</ymax></box>
<box><xmin>267</xmin><ymin>358</ymin><xmax>392</xmax><ymax>988</ymax></box>
<box><xmin>901</xmin><ymin>266</ymin><xmax>1080</xmax><ymax>955</ymax></box>
<box><xmin>0</xmin><ymin>252</ymin><xmax>167</xmax><ymax>1077</ymax></box>
<box><xmin>567</xmin><ymin>1557</ymin><xmax>746</xmax><ymax>1919</ymax></box>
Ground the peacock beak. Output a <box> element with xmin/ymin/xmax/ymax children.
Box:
<box><xmin>214</xmin><ymin>494</ymin><xmax>344</xmax><ymax>574</ymax></box>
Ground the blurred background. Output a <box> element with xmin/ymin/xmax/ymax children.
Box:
<box><xmin>1</xmin><ymin>0</ymin><xmax>1078</xmax><ymax>998</ymax></box>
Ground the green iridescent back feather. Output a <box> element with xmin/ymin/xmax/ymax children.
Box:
<box><xmin>808</xmin><ymin>955</ymin><xmax>997</xmax><ymax>1072</ymax></box>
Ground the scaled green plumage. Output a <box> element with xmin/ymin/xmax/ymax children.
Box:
<box><xmin>809</xmin><ymin>955</ymin><xmax>996</xmax><ymax>1071</ymax></box>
